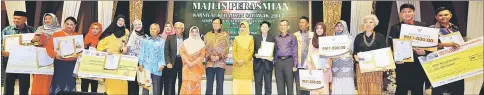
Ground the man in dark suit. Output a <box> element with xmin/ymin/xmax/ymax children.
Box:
<box><xmin>387</xmin><ymin>4</ymin><xmax>430</xmax><ymax>95</ymax></box>
<box><xmin>253</xmin><ymin>21</ymin><xmax>275</xmax><ymax>95</ymax></box>
<box><xmin>164</xmin><ymin>22</ymin><xmax>185</xmax><ymax>95</ymax></box>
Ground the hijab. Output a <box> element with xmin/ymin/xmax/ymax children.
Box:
<box><xmin>161</xmin><ymin>23</ymin><xmax>175</xmax><ymax>40</ymax></box>
<box><xmin>84</xmin><ymin>22</ymin><xmax>103</xmax><ymax>48</ymax></box>
<box><xmin>183</xmin><ymin>26</ymin><xmax>205</xmax><ymax>55</ymax></box>
<box><xmin>334</xmin><ymin>20</ymin><xmax>350</xmax><ymax>36</ymax></box>
<box><xmin>100</xmin><ymin>15</ymin><xmax>127</xmax><ymax>40</ymax></box>
<box><xmin>130</xmin><ymin>19</ymin><xmax>144</xmax><ymax>36</ymax></box>
<box><xmin>238</xmin><ymin>21</ymin><xmax>250</xmax><ymax>36</ymax></box>
<box><xmin>37</xmin><ymin>13</ymin><xmax>61</xmax><ymax>35</ymax></box>
<box><xmin>312</xmin><ymin>22</ymin><xmax>327</xmax><ymax>48</ymax></box>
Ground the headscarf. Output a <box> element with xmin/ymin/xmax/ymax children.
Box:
<box><xmin>36</xmin><ymin>13</ymin><xmax>61</xmax><ymax>35</ymax></box>
<box><xmin>334</xmin><ymin>20</ymin><xmax>350</xmax><ymax>36</ymax></box>
<box><xmin>161</xmin><ymin>23</ymin><xmax>175</xmax><ymax>40</ymax></box>
<box><xmin>100</xmin><ymin>15</ymin><xmax>127</xmax><ymax>40</ymax></box>
<box><xmin>84</xmin><ymin>22</ymin><xmax>103</xmax><ymax>48</ymax></box>
<box><xmin>312</xmin><ymin>22</ymin><xmax>327</xmax><ymax>48</ymax></box>
<box><xmin>238</xmin><ymin>21</ymin><xmax>250</xmax><ymax>36</ymax></box>
<box><xmin>130</xmin><ymin>19</ymin><xmax>144</xmax><ymax>36</ymax></box>
<box><xmin>183</xmin><ymin>26</ymin><xmax>205</xmax><ymax>55</ymax></box>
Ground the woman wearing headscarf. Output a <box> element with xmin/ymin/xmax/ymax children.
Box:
<box><xmin>306</xmin><ymin>22</ymin><xmax>332</xmax><ymax>94</ymax></box>
<box><xmin>231</xmin><ymin>21</ymin><xmax>255</xmax><ymax>94</ymax></box>
<box><xmin>31</xmin><ymin>13</ymin><xmax>62</xmax><ymax>95</ymax></box>
<box><xmin>330</xmin><ymin>20</ymin><xmax>356</xmax><ymax>94</ymax></box>
<box><xmin>179</xmin><ymin>26</ymin><xmax>206</xmax><ymax>94</ymax></box>
<box><xmin>126</xmin><ymin>19</ymin><xmax>145</xmax><ymax>95</ymax></box>
<box><xmin>161</xmin><ymin>22</ymin><xmax>175</xmax><ymax>40</ymax></box>
<box><xmin>80</xmin><ymin>22</ymin><xmax>103</xmax><ymax>93</ymax></box>
<box><xmin>96</xmin><ymin>14</ymin><xmax>130</xmax><ymax>94</ymax></box>
<box><xmin>45</xmin><ymin>17</ymin><xmax>81</xmax><ymax>95</ymax></box>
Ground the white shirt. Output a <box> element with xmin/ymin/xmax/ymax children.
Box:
<box><xmin>176</xmin><ymin>35</ymin><xmax>183</xmax><ymax>56</ymax></box>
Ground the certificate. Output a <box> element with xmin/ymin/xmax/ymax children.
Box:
<box><xmin>400</xmin><ymin>24</ymin><xmax>439</xmax><ymax>47</ymax></box>
<box><xmin>21</xmin><ymin>33</ymin><xmax>35</xmax><ymax>44</ymax></box>
<box><xmin>393</xmin><ymin>39</ymin><xmax>413</xmax><ymax>62</ymax></box>
<box><xmin>318</xmin><ymin>35</ymin><xmax>352</xmax><ymax>57</ymax></box>
<box><xmin>357</xmin><ymin>47</ymin><xmax>395</xmax><ymax>73</ymax></box>
<box><xmin>3</xmin><ymin>35</ymin><xmax>21</xmax><ymax>52</ymax></box>
<box><xmin>418</xmin><ymin>37</ymin><xmax>483</xmax><ymax>87</ymax></box>
<box><xmin>255</xmin><ymin>41</ymin><xmax>274</xmax><ymax>61</ymax></box>
<box><xmin>299</xmin><ymin>70</ymin><xmax>325</xmax><ymax>91</ymax></box>
<box><xmin>104</xmin><ymin>54</ymin><xmax>121</xmax><ymax>70</ymax></box>
<box><xmin>77</xmin><ymin>50</ymin><xmax>138</xmax><ymax>81</ymax></box>
<box><xmin>6</xmin><ymin>46</ymin><xmax>54</xmax><ymax>75</ymax></box>
<box><xmin>137</xmin><ymin>69</ymin><xmax>152</xmax><ymax>89</ymax></box>
<box><xmin>440</xmin><ymin>32</ymin><xmax>465</xmax><ymax>50</ymax></box>
<box><xmin>53</xmin><ymin>35</ymin><xmax>84</xmax><ymax>58</ymax></box>
<box><xmin>311</xmin><ymin>54</ymin><xmax>330</xmax><ymax>69</ymax></box>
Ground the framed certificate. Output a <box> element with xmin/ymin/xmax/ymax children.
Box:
<box><xmin>393</xmin><ymin>39</ymin><xmax>414</xmax><ymax>62</ymax></box>
<box><xmin>104</xmin><ymin>54</ymin><xmax>121</xmax><ymax>70</ymax></box>
<box><xmin>3</xmin><ymin>35</ymin><xmax>21</xmax><ymax>52</ymax></box>
<box><xmin>36</xmin><ymin>48</ymin><xmax>54</xmax><ymax>67</ymax></box>
<box><xmin>257</xmin><ymin>41</ymin><xmax>275</xmax><ymax>57</ymax></box>
<box><xmin>357</xmin><ymin>47</ymin><xmax>396</xmax><ymax>73</ymax></box>
<box><xmin>56</xmin><ymin>37</ymin><xmax>76</xmax><ymax>58</ymax></box>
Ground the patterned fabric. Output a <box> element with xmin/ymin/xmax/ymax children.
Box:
<box><xmin>126</xmin><ymin>31</ymin><xmax>145</xmax><ymax>56</ymax></box>
<box><xmin>1</xmin><ymin>24</ymin><xmax>35</xmax><ymax>45</ymax></box>
<box><xmin>204</xmin><ymin>31</ymin><xmax>230</xmax><ymax>68</ymax></box>
<box><xmin>300</xmin><ymin>32</ymin><xmax>310</xmax><ymax>68</ymax></box>
<box><xmin>49</xmin><ymin>60</ymin><xmax>77</xmax><ymax>95</ymax></box>
<box><xmin>429</xmin><ymin>22</ymin><xmax>459</xmax><ymax>36</ymax></box>
<box><xmin>332</xmin><ymin>57</ymin><xmax>355</xmax><ymax>78</ymax></box>
<box><xmin>356</xmin><ymin>65</ymin><xmax>383</xmax><ymax>95</ymax></box>
<box><xmin>139</xmin><ymin>37</ymin><xmax>166</xmax><ymax>76</ymax></box>
<box><xmin>179</xmin><ymin>43</ymin><xmax>206</xmax><ymax>94</ymax></box>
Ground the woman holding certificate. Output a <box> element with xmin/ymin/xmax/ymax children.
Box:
<box><xmin>352</xmin><ymin>14</ymin><xmax>386</xmax><ymax>95</ymax></box>
<box><xmin>306</xmin><ymin>22</ymin><xmax>332</xmax><ymax>94</ymax></box>
<box><xmin>31</xmin><ymin>13</ymin><xmax>62</xmax><ymax>95</ymax></box>
<box><xmin>97</xmin><ymin>14</ymin><xmax>130</xmax><ymax>94</ymax></box>
<box><xmin>331</xmin><ymin>20</ymin><xmax>356</xmax><ymax>94</ymax></box>
<box><xmin>231</xmin><ymin>21</ymin><xmax>255</xmax><ymax>94</ymax></box>
<box><xmin>45</xmin><ymin>17</ymin><xmax>81</xmax><ymax>95</ymax></box>
<box><xmin>179</xmin><ymin>26</ymin><xmax>206</xmax><ymax>94</ymax></box>
<box><xmin>139</xmin><ymin>23</ymin><xmax>166</xmax><ymax>95</ymax></box>
<box><xmin>126</xmin><ymin>19</ymin><xmax>145</xmax><ymax>95</ymax></box>
<box><xmin>80</xmin><ymin>22</ymin><xmax>103</xmax><ymax>93</ymax></box>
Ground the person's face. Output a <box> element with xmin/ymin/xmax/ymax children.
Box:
<box><xmin>212</xmin><ymin>19</ymin><xmax>221</xmax><ymax>31</ymax></box>
<box><xmin>44</xmin><ymin>15</ymin><xmax>53</xmax><ymax>25</ymax></box>
<box><xmin>64</xmin><ymin>20</ymin><xmax>76</xmax><ymax>32</ymax></box>
<box><xmin>260</xmin><ymin>24</ymin><xmax>270</xmax><ymax>34</ymax></box>
<box><xmin>436</xmin><ymin>10</ymin><xmax>452</xmax><ymax>24</ymax></box>
<box><xmin>117</xmin><ymin>18</ymin><xmax>125</xmax><ymax>27</ymax></box>
<box><xmin>335</xmin><ymin>23</ymin><xmax>343</xmax><ymax>33</ymax></box>
<box><xmin>13</xmin><ymin>16</ymin><xmax>26</xmax><ymax>26</ymax></box>
<box><xmin>91</xmin><ymin>25</ymin><xmax>100</xmax><ymax>35</ymax></box>
<box><xmin>363</xmin><ymin>18</ymin><xmax>376</xmax><ymax>31</ymax></box>
<box><xmin>133</xmin><ymin>21</ymin><xmax>142</xmax><ymax>31</ymax></box>
<box><xmin>175</xmin><ymin>25</ymin><xmax>184</xmax><ymax>35</ymax></box>
<box><xmin>239</xmin><ymin>24</ymin><xmax>246</xmax><ymax>34</ymax></box>
<box><xmin>165</xmin><ymin>24</ymin><xmax>172</xmax><ymax>32</ymax></box>
<box><xmin>298</xmin><ymin>19</ymin><xmax>309</xmax><ymax>31</ymax></box>
<box><xmin>150</xmin><ymin>25</ymin><xmax>160</xmax><ymax>37</ymax></box>
<box><xmin>315</xmin><ymin>25</ymin><xmax>324</xmax><ymax>35</ymax></box>
<box><xmin>279</xmin><ymin>21</ymin><xmax>289</xmax><ymax>33</ymax></box>
<box><xmin>400</xmin><ymin>8</ymin><xmax>415</xmax><ymax>21</ymax></box>
<box><xmin>190</xmin><ymin>28</ymin><xmax>199</xmax><ymax>38</ymax></box>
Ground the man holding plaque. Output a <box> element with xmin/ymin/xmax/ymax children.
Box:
<box><xmin>293</xmin><ymin>16</ymin><xmax>313</xmax><ymax>95</ymax></box>
<box><xmin>274</xmin><ymin>19</ymin><xmax>298</xmax><ymax>95</ymax></box>
<box><xmin>387</xmin><ymin>4</ymin><xmax>430</xmax><ymax>95</ymax></box>
<box><xmin>253</xmin><ymin>21</ymin><xmax>275</xmax><ymax>95</ymax></box>
<box><xmin>1</xmin><ymin>11</ymin><xmax>35</xmax><ymax>95</ymax></box>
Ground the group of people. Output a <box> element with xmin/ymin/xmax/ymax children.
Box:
<box><xmin>1</xmin><ymin>3</ymin><xmax>481</xmax><ymax>95</ymax></box>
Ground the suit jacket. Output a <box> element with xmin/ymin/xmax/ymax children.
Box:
<box><xmin>253</xmin><ymin>34</ymin><xmax>275</xmax><ymax>71</ymax></box>
<box><xmin>164</xmin><ymin>34</ymin><xmax>185</xmax><ymax>65</ymax></box>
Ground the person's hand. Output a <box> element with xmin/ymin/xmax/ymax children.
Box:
<box><xmin>122</xmin><ymin>47</ymin><xmax>128</xmax><ymax>54</ymax></box>
<box><xmin>2</xmin><ymin>51</ymin><xmax>10</xmax><ymax>57</ymax></box>
<box><xmin>32</xmin><ymin>35</ymin><xmax>40</xmax><ymax>42</ymax></box>
<box><xmin>138</xmin><ymin>65</ymin><xmax>143</xmax><ymax>71</ymax></box>
<box><xmin>159</xmin><ymin>66</ymin><xmax>164</xmax><ymax>71</ymax></box>
<box><xmin>292</xmin><ymin>67</ymin><xmax>297</xmax><ymax>72</ymax></box>
<box><xmin>55</xmin><ymin>54</ymin><xmax>62</xmax><ymax>60</ymax></box>
<box><xmin>354</xmin><ymin>55</ymin><xmax>359</xmax><ymax>62</ymax></box>
<box><xmin>395</xmin><ymin>61</ymin><xmax>404</xmax><ymax>64</ymax></box>
<box><xmin>72</xmin><ymin>53</ymin><xmax>81</xmax><ymax>58</ymax></box>
<box><xmin>167</xmin><ymin>64</ymin><xmax>173</xmax><ymax>69</ymax></box>
<box><xmin>449</xmin><ymin>42</ymin><xmax>460</xmax><ymax>49</ymax></box>
<box><xmin>414</xmin><ymin>48</ymin><xmax>426</xmax><ymax>56</ymax></box>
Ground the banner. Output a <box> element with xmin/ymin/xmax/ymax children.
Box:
<box><xmin>174</xmin><ymin>1</ymin><xmax>309</xmax><ymax>64</ymax></box>
<box><xmin>357</xmin><ymin>47</ymin><xmax>396</xmax><ymax>73</ymax></box>
<box><xmin>318</xmin><ymin>35</ymin><xmax>352</xmax><ymax>57</ymax></box>
<box><xmin>419</xmin><ymin>37</ymin><xmax>483</xmax><ymax>87</ymax></box>
<box><xmin>400</xmin><ymin>24</ymin><xmax>439</xmax><ymax>47</ymax></box>
<box><xmin>77</xmin><ymin>50</ymin><xmax>138</xmax><ymax>81</ymax></box>
<box><xmin>6</xmin><ymin>46</ymin><xmax>54</xmax><ymax>75</ymax></box>
<box><xmin>299</xmin><ymin>70</ymin><xmax>325</xmax><ymax>91</ymax></box>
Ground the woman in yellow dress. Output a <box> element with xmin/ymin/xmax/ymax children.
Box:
<box><xmin>96</xmin><ymin>14</ymin><xmax>130</xmax><ymax>95</ymax></box>
<box><xmin>231</xmin><ymin>21</ymin><xmax>255</xmax><ymax>94</ymax></box>
<box><xmin>179</xmin><ymin>26</ymin><xmax>207</xmax><ymax>94</ymax></box>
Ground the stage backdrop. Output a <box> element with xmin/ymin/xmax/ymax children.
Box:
<box><xmin>174</xmin><ymin>1</ymin><xmax>309</xmax><ymax>64</ymax></box>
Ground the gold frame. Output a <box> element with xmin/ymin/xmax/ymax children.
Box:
<box><xmin>56</xmin><ymin>37</ymin><xmax>76</xmax><ymax>58</ymax></box>
<box><xmin>393</xmin><ymin>39</ymin><xmax>414</xmax><ymax>62</ymax></box>
<box><xmin>2</xmin><ymin>35</ymin><xmax>22</xmax><ymax>52</ymax></box>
